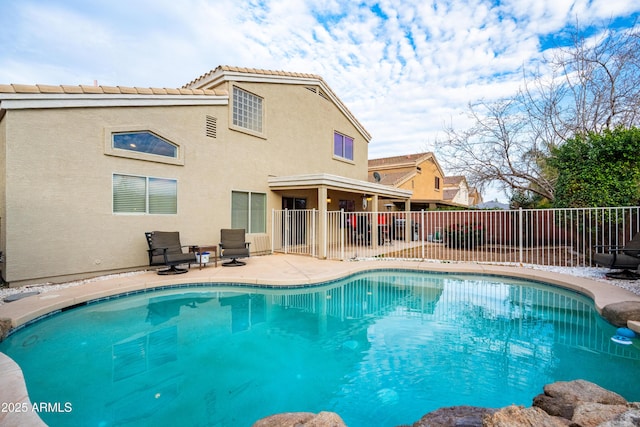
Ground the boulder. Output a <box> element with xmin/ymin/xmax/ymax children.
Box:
<box><xmin>252</xmin><ymin>411</ymin><xmax>346</xmax><ymax>427</ymax></box>
<box><xmin>0</xmin><ymin>318</ymin><xmax>10</xmax><ymax>340</ymax></box>
<box><xmin>532</xmin><ymin>379</ymin><xmax>627</xmax><ymax>419</ymax></box>
<box><xmin>601</xmin><ymin>301</ymin><xmax>640</xmax><ymax>327</ymax></box>
<box><xmin>407</xmin><ymin>405</ymin><xmax>497</xmax><ymax>427</ymax></box>
<box><xmin>598</xmin><ymin>407</ymin><xmax>640</xmax><ymax>426</ymax></box>
<box><xmin>571</xmin><ymin>402</ymin><xmax>629</xmax><ymax>427</ymax></box>
<box><xmin>482</xmin><ymin>405</ymin><xmax>568</xmax><ymax>427</ymax></box>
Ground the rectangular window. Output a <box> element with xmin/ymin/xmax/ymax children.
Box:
<box><xmin>113</xmin><ymin>174</ymin><xmax>177</xmax><ymax>214</ymax></box>
<box><xmin>232</xmin><ymin>191</ymin><xmax>266</xmax><ymax>233</ymax></box>
<box><xmin>333</xmin><ymin>132</ymin><xmax>354</xmax><ymax>161</ymax></box>
<box><xmin>232</xmin><ymin>86</ymin><xmax>263</xmax><ymax>133</ymax></box>
<box><xmin>435</xmin><ymin>176</ymin><xmax>441</xmax><ymax>190</ymax></box>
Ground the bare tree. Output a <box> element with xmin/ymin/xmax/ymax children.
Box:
<box><xmin>439</xmin><ymin>23</ymin><xmax>640</xmax><ymax>203</ymax></box>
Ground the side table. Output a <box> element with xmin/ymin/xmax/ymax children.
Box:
<box><xmin>189</xmin><ymin>245</ymin><xmax>218</xmax><ymax>269</ymax></box>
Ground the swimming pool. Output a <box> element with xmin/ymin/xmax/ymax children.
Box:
<box><xmin>1</xmin><ymin>270</ymin><xmax>639</xmax><ymax>426</ymax></box>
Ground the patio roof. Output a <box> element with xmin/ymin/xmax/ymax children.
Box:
<box><xmin>268</xmin><ymin>173</ymin><xmax>412</xmax><ymax>200</ymax></box>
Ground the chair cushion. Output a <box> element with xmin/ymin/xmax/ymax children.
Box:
<box><xmin>222</xmin><ymin>248</ymin><xmax>249</xmax><ymax>257</ymax></box>
<box><xmin>593</xmin><ymin>252</ymin><xmax>640</xmax><ymax>270</ymax></box>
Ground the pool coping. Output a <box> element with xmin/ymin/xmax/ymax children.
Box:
<box><xmin>2</xmin><ymin>255</ymin><xmax>640</xmax><ymax>426</ymax></box>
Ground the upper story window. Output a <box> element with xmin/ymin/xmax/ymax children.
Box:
<box><xmin>233</xmin><ymin>86</ymin><xmax>263</xmax><ymax>133</ymax></box>
<box><xmin>334</xmin><ymin>132</ymin><xmax>354</xmax><ymax>161</ymax></box>
<box><xmin>113</xmin><ymin>131</ymin><xmax>178</xmax><ymax>158</ymax></box>
<box><xmin>435</xmin><ymin>176</ymin><xmax>441</xmax><ymax>190</ymax></box>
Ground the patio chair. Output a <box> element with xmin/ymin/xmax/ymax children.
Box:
<box><xmin>593</xmin><ymin>232</ymin><xmax>640</xmax><ymax>280</ymax></box>
<box><xmin>145</xmin><ymin>231</ymin><xmax>197</xmax><ymax>275</ymax></box>
<box><xmin>219</xmin><ymin>229</ymin><xmax>251</xmax><ymax>266</ymax></box>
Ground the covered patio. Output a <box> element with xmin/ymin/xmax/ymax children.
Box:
<box><xmin>268</xmin><ymin>173</ymin><xmax>413</xmax><ymax>257</ymax></box>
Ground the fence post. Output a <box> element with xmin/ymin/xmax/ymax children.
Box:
<box><xmin>311</xmin><ymin>209</ymin><xmax>316</xmax><ymax>258</ymax></box>
<box><xmin>284</xmin><ymin>208</ymin><xmax>289</xmax><ymax>254</ymax></box>
<box><xmin>421</xmin><ymin>209</ymin><xmax>425</xmax><ymax>259</ymax></box>
<box><xmin>340</xmin><ymin>209</ymin><xmax>345</xmax><ymax>261</ymax></box>
<box><xmin>519</xmin><ymin>207</ymin><xmax>523</xmax><ymax>264</ymax></box>
<box><xmin>271</xmin><ymin>208</ymin><xmax>275</xmax><ymax>254</ymax></box>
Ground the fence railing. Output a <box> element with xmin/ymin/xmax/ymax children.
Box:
<box><xmin>272</xmin><ymin>207</ymin><xmax>640</xmax><ymax>267</ymax></box>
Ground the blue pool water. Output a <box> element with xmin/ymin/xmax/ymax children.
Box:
<box><xmin>1</xmin><ymin>270</ymin><xmax>639</xmax><ymax>427</ymax></box>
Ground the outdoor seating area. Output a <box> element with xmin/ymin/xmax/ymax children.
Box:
<box><xmin>145</xmin><ymin>230</ymin><xmax>252</xmax><ymax>273</ymax></box>
<box><xmin>593</xmin><ymin>232</ymin><xmax>640</xmax><ymax>280</ymax></box>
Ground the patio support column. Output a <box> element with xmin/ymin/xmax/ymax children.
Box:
<box><xmin>372</xmin><ymin>194</ymin><xmax>379</xmax><ymax>247</ymax></box>
<box><xmin>405</xmin><ymin>199</ymin><xmax>412</xmax><ymax>242</ymax></box>
<box><xmin>318</xmin><ymin>186</ymin><xmax>328</xmax><ymax>259</ymax></box>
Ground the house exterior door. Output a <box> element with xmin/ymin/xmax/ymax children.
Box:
<box><xmin>282</xmin><ymin>197</ymin><xmax>307</xmax><ymax>245</ymax></box>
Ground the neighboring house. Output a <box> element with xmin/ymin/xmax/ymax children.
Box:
<box><xmin>368</xmin><ymin>153</ymin><xmax>482</xmax><ymax>209</ymax></box>
<box><xmin>468</xmin><ymin>187</ymin><xmax>483</xmax><ymax>207</ymax></box>
<box><xmin>0</xmin><ymin>66</ymin><xmax>410</xmax><ymax>286</ymax></box>
<box><xmin>443</xmin><ymin>176</ymin><xmax>470</xmax><ymax>206</ymax></box>
<box><xmin>368</xmin><ymin>152</ymin><xmax>450</xmax><ymax>210</ymax></box>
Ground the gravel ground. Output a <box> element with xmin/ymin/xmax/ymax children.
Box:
<box><xmin>1</xmin><ymin>264</ymin><xmax>639</xmax><ymax>307</ymax></box>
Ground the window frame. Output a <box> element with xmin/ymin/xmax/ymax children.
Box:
<box><xmin>113</xmin><ymin>173</ymin><xmax>178</xmax><ymax>215</ymax></box>
<box><xmin>104</xmin><ymin>127</ymin><xmax>185</xmax><ymax>166</ymax></box>
<box><xmin>230</xmin><ymin>86</ymin><xmax>266</xmax><ymax>138</ymax></box>
<box><xmin>231</xmin><ymin>190</ymin><xmax>267</xmax><ymax>233</ymax></box>
<box><xmin>333</xmin><ymin>131</ymin><xmax>354</xmax><ymax>162</ymax></box>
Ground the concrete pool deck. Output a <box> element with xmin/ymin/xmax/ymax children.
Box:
<box><xmin>2</xmin><ymin>254</ymin><xmax>640</xmax><ymax>426</ymax></box>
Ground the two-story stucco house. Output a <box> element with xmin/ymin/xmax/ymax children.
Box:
<box><xmin>0</xmin><ymin>66</ymin><xmax>410</xmax><ymax>286</ymax></box>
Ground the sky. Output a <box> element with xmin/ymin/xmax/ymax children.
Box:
<box><xmin>1</xmin><ymin>0</ymin><xmax>640</xmax><ymax>192</ymax></box>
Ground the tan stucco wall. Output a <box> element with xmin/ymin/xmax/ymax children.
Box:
<box><xmin>3</xmin><ymin>83</ymin><xmax>368</xmax><ymax>285</ymax></box>
<box><xmin>397</xmin><ymin>158</ymin><xmax>443</xmax><ymax>201</ymax></box>
<box><xmin>0</xmin><ymin>115</ymin><xmax>6</xmax><ymax>263</ymax></box>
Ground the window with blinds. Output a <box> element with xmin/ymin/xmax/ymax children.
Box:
<box><xmin>113</xmin><ymin>174</ymin><xmax>177</xmax><ymax>214</ymax></box>
<box><xmin>231</xmin><ymin>191</ymin><xmax>266</xmax><ymax>233</ymax></box>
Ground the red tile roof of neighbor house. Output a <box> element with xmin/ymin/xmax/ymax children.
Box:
<box><xmin>444</xmin><ymin>175</ymin><xmax>466</xmax><ymax>185</ymax></box>
<box><xmin>368</xmin><ymin>152</ymin><xmax>434</xmax><ymax>168</ymax></box>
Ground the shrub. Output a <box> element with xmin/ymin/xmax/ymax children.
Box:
<box><xmin>445</xmin><ymin>223</ymin><xmax>485</xmax><ymax>249</ymax></box>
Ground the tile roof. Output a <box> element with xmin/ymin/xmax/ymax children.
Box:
<box><xmin>0</xmin><ymin>83</ymin><xmax>228</xmax><ymax>96</ymax></box>
<box><xmin>184</xmin><ymin>65</ymin><xmax>324</xmax><ymax>88</ymax></box>
<box><xmin>444</xmin><ymin>175</ymin><xmax>466</xmax><ymax>186</ymax></box>
<box><xmin>368</xmin><ymin>152</ymin><xmax>434</xmax><ymax>168</ymax></box>
<box><xmin>443</xmin><ymin>189</ymin><xmax>460</xmax><ymax>201</ymax></box>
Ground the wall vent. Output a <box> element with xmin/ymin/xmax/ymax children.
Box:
<box><xmin>318</xmin><ymin>89</ymin><xmax>330</xmax><ymax>101</ymax></box>
<box><xmin>206</xmin><ymin>115</ymin><xmax>217</xmax><ymax>138</ymax></box>
<box><xmin>305</xmin><ymin>86</ymin><xmax>317</xmax><ymax>94</ymax></box>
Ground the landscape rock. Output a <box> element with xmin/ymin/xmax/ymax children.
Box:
<box><xmin>406</xmin><ymin>405</ymin><xmax>497</xmax><ymax>427</ymax></box>
<box><xmin>0</xmin><ymin>318</ymin><xmax>10</xmax><ymax>340</ymax></box>
<box><xmin>252</xmin><ymin>411</ymin><xmax>346</xmax><ymax>427</ymax></box>
<box><xmin>601</xmin><ymin>301</ymin><xmax>640</xmax><ymax>327</ymax></box>
<box><xmin>571</xmin><ymin>402</ymin><xmax>629</xmax><ymax>427</ymax></box>
<box><xmin>482</xmin><ymin>405</ymin><xmax>568</xmax><ymax>427</ymax></box>
<box><xmin>532</xmin><ymin>379</ymin><xmax>627</xmax><ymax>419</ymax></box>
<box><xmin>598</xmin><ymin>407</ymin><xmax>640</xmax><ymax>426</ymax></box>
<box><xmin>254</xmin><ymin>381</ymin><xmax>638</xmax><ymax>427</ymax></box>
